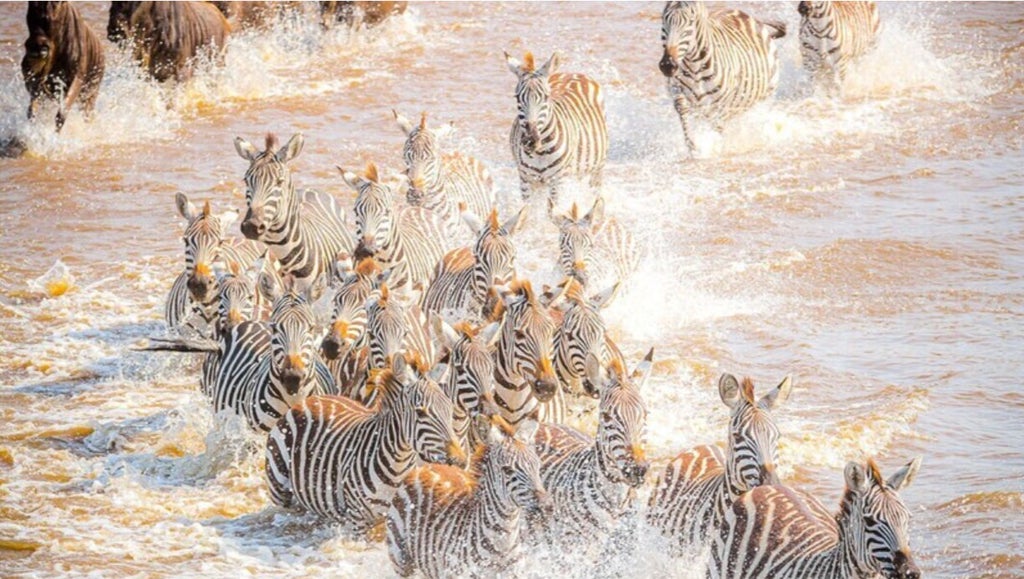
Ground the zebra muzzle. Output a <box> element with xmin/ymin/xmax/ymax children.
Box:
<box><xmin>445</xmin><ymin>441</ymin><xmax>468</xmax><ymax>468</ymax></box>
<box><xmin>892</xmin><ymin>550</ymin><xmax>920</xmax><ymax>579</ymax></box>
<box><xmin>659</xmin><ymin>51</ymin><xmax>678</xmax><ymax>77</ymax></box>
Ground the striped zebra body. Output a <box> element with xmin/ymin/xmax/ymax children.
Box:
<box><xmin>711</xmin><ymin>458</ymin><xmax>922</xmax><ymax>579</ymax></box>
<box><xmin>432</xmin><ymin>317</ymin><xmax>501</xmax><ymax>449</ymax></box>
<box><xmin>420</xmin><ymin>208</ymin><xmax>526</xmax><ymax>325</ymax></box>
<box><xmin>532</xmin><ymin>350</ymin><xmax>652</xmax><ymax>548</ymax></box>
<box><xmin>343</xmin><ymin>163</ymin><xmax>448</xmax><ymax>292</ymax></box>
<box><xmin>553</xmin><ymin>197</ymin><xmax>638</xmax><ymax>291</ymax></box>
<box><xmin>265</xmin><ymin>354</ymin><xmax>466</xmax><ymax>532</ymax></box>
<box><xmin>394</xmin><ymin>110</ymin><xmax>495</xmax><ymax>239</ymax></box>
<box><xmin>209</xmin><ymin>319</ymin><xmax>270</xmax><ymax>414</ymax></box>
<box><xmin>199</xmin><ymin>264</ymin><xmax>262</xmax><ymax>397</ymax></box>
<box><xmin>492</xmin><ymin>281</ymin><xmax>564</xmax><ymax>426</ymax></box>
<box><xmin>552</xmin><ymin>278</ymin><xmax>624</xmax><ymax>399</ymax></box>
<box><xmin>506</xmin><ymin>52</ymin><xmax>608</xmax><ymax>201</ymax></box>
<box><xmin>659</xmin><ymin>1</ymin><xmax>786</xmax><ymax>156</ymax></box>
<box><xmin>799</xmin><ymin>1</ymin><xmax>880</xmax><ymax>95</ymax></box>
<box><xmin>386</xmin><ymin>418</ymin><xmax>548</xmax><ymax>579</ymax></box>
<box><xmin>647</xmin><ymin>374</ymin><xmax>793</xmax><ymax>554</ymax></box>
<box><xmin>234</xmin><ymin>133</ymin><xmax>354</xmax><ymax>284</ymax></box>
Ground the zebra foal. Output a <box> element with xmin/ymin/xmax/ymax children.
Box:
<box><xmin>551</xmin><ymin>197</ymin><xmax>639</xmax><ymax>292</ymax></box>
<box><xmin>386</xmin><ymin>416</ymin><xmax>549</xmax><ymax>579</ymax></box>
<box><xmin>659</xmin><ymin>1</ymin><xmax>786</xmax><ymax>157</ymax></box>
<box><xmin>506</xmin><ymin>51</ymin><xmax>609</xmax><ymax>203</ymax></box>
<box><xmin>711</xmin><ymin>457</ymin><xmax>922</xmax><ymax>579</ymax></box>
<box><xmin>799</xmin><ymin>1</ymin><xmax>881</xmax><ymax>96</ymax></box>
<box><xmin>432</xmin><ymin>316</ymin><xmax>501</xmax><ymax>449</ymax></box>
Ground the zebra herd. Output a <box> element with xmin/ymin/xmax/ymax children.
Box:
<box><xmin>139</xmin><ymin>2</ymin><xmax>922</xmax><ymax>578</ymax></box>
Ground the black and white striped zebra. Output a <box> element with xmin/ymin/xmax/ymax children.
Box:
<box><xmin>234</xmin><ymin>133</ymin><xmax>354</xmax><ymax>283</ymax></box>
<box><xmin>551</xmin><ymin>197</ymin><xmax>639</xmax><ymax>292</ymax></box>
<box><xmin>432</xmin><ymin>316</ymin><xmax>502</xmax><ymax>449</ymax></box>
<box><xmin>394</xmin><ymin>110</ymin><xmax>495</xmax><ymax>239</ymax></box>
<box><xmin>198</xmin><ymin>260</ymin><xmax>263</xmax><ymax>398</ymax></box>
<box><xmin>265</xmin><ymin>353</ymin><xmax>467</xmax><ymax>533</ymax></box>
<box><xmin>646</xmin><ymin>373</ymin><xmax>793</xmax><ymax>555</ymax></box>
<box><xmin>492</xmin><ymin>280</ymin><xmax>564</xmax><ymax>426</ymax></box>
<box><xmin>659</xmin><ymin>1</ymin><xmax>786</xmax><ymax>157</ymax></box>
<box><xmin>320</xmin><ymin>255</ymin><xmax>386</xmax><ymax>399</ymax></box>
<box><xmin>551</xmin><ymin>277</ymin><xmax>624</xmax><ymax>399</ymax></box>
<box><xmin>711</xmin><ymin>457</ymin><xmax>922</xmax><ymax>579</ymax></box>
<box><xmin>420</xmin><ymin>207</ymin><xmax>527</xmax><ymax>325</ymax></box>
<box><xmin>532</xmin><ymin>349</ymin><xmax>653</xmax><ymax>550</ymax></box>
<box><xmin>341</xmin><ymin>163</ymin><xmax>448</xmax><ymax>292</ymax></box>
<box><xmin>799</xmin><ymin>1</ymin><xmax>881</xmax><ymax>96</ymax></box>
<box><xmin>505</xmin><ymin>51</ymin><xmax>609</xmax><ymax>202</ymax></box>
<box><xmin>386</xmin><ymin>416</ymin><xmax>549</xmax><ymax>579</ymax></box>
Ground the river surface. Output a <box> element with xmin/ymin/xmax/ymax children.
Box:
<box><xmin>0</xmin><ymin>2</ymin><xmax>1021</xmax><ymax>577</ymax></box>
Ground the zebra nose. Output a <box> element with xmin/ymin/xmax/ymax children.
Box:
<box><xmin>321</xmin><ymin>334</ymin><xmax>342</xmax><ymax>360</ymax></box>
<box><xmin>240</xmin><ymin>217</ymin><xmax>264</xmax><ymax>239</ymax></box>
<box><xmin>187</xmin><ymin>272</ymin><xmax>214</xmax><ymax>301</ymax></box>
<box><xmin>533</xmin><ymin>377</ymin><xmax>559</xmax><ymax>402</ymax></box>
<box><xmin>659</xmin><ymin>51</ymin><xmax>678</xmax><ymax>77</ymax></box>
<box><xmin>893</xmin><ymin>550</ymin><xmax>919</xmax><ymax>579</ymax></box>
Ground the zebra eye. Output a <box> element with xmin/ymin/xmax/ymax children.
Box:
<box><xmin>502</xmin><ymin>465</ymin><xmax>516</xmax><ymax>476</ymax></box>
<box><xmin>415</xmin><ymin>406</ymin><xmax>428</xmax><ymax>417</ymax></box>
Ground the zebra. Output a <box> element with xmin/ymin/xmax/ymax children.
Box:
<box><xmin>799</xmin><ymin>1</ymin><xmax>881</xmax><ymax>96</ymax></box>
<box><xmin>420</xmin><ymin>207</ymin><xmax>527</xmax><ymax>325</ymax></box>
<box><xmin>168</xmin><ymin>193</ymin><xmax>264</xmax><ymax>336</ymax></box>
<box><xmin>491</xmin><ymin>279</ymin><xmax>564</xmax><ymax>426</ymax></box>
<box><xmin>393</xmin><ymin>110</ymin><xmax>496</xmax><ymax>239</ymax></box>
<box><xmin>646</xmin><ymin>373</ymin><xmax>793</xmax><ymax>555</ymax></box>
<box><xmin>265</xmin><ymin>352</ymin><xmax>467</xmax><ymax>534</ymax></box>
<box><xmin>710</xmin><ymin>457</ymin><xmax>922</xmax><ymax>579</ymax></box>
<box><xmin>198</xmin><ymin>260</ymin><xmax>263</xmax><ymax>398</ymax></box>
<box><xmin>551</xmin><ymin>277</ymin><xmax>625</xmax><ymax>399</ymax></box>
<box><xmin>431</xmin><ymin>315</ymin><xmax>502</xmax><ymax>449</ymax></box>
<box><xmin>341</xmin><ymin>163</ymin><xmax>449</xmax><ymax>292</ymax></box>
<box><xmin>320</xmin><ymin>255</ymin><xmax>386</xmax><ymax>399</ymax></box>
<box><xmin>532</xmin><ymin>349</ymin><xmax>653</xmax><ymax>551</ymax></box>
<box><xmin>234</xmin><ymin>132</ymin><xmax>354</xmax><ymax>283</ymax></box>
<box><xmin>386</xmin><ymin>416</ymin><xmax>550</xmax><ymax>579</ymax></box>
<box><xmin>505</xmin><ymin>51</ymin><xmax>609</xmax><ymax>203</ymax></box>
<box><xmin>209</xmin><ymin>273</ymin><xmax>336</xmax><ymax>431</ymax></box>
<box><xmin>659</xmin><ymin>1</ymin><xmax>787</xmax><ymax>157</ymax></box>
<box><xmin>357</xmin><ymin>282</ymin><xmax>435</xmax><ymax>404</ymax></box>
<box><xmin>551</xmin><ymin>197</ymin><xmax>639</xmax><ymax>291</ymax></box>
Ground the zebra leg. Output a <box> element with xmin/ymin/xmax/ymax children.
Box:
<box><xmin>265</xmin><ymin>420</ymin><xmax>296</xmax><ymax>509</ymax></box>
<box><xmin>673</xmin><ymin>97</ymin><xmax>696</xmax><ymax>159</ymax></box>
<box><xmin>385</xmin><ymin>510</ymin><xmax>415</xmax><ymax>577</ymax></box>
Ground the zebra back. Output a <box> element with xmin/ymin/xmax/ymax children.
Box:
<box><xmin>712</xmin><ymin>457</ymin><xmax>922</xmax><ymax>579</ymax></box>
<box><xmin>265</xmin><ymin>353</ymin><xmax>467</xmax><ymax>531</ymax></box>
<box><xmin>386</xmin><ymin>417</ymin><xmax>548</xmax><ymax>579</ymax></box>
<box><xmin>799</xmin><ymin>1</ymin><xmax>881</xmax><ymax>93</ymax></box>
<box><xmin>647</xmin><ymin>373</ymin><xmax>793</xmax><ymax>552</ymax></box>
<box><xmin>506</xmin><ymin>51</ymin><xmax>608</xmax><ymax>200</ymax></box>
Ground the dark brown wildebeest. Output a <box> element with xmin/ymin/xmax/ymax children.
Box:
<box><xmin>21</xmin><ymin>1</ymin><xmax>105</xmax><ymax>132</ymax></box>
<box><xmin>320</xmin><ymin>1</ymin><xmax>408</xmax><ymax>30</ymax></box>
<box><xmin>210</xmin><ymin>1</ymin><xmax>302</xmax><ymax>30</ymax></box>
<box><xmin>107</xmin><ymin>1</ymin><xmax>230</xmax><ymax>84</ymax></box>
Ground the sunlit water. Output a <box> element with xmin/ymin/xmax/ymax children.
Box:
<box><xmin>0</xmin><ymin>2</ymin><xmax>1022</xmax><ymax>577</ymax></box>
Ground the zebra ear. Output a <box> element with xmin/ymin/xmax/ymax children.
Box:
<box><xmin>258</xmin><ymin>271</ymin><xmax>281</xmax><ymax>303</ymax></box>
<box><xmin>585</xmin><ymin>353</ymin><xmax>605</xmax><ymax>390</ymax></box>
<box><xmin>487</xmin><ymin>420</ymin><xmax>506</xmax><ymax>446</ymax></box>
<box><xmin>218</xmin><ymin>208</ymin><xmax>239</xmax><ymax>232</ymax></box>
<box><xmin>630</xmin><ymin>347</ymin><xmax>655</xmax><ymax>390</ymax></box>
<box><xmin>589</xmin><ymin>282</ymin><xmax>620</xmax><ymax>309</ymax></box>
<box><xmin>175</xmin><ymin>193</ymin><xmax>197</xmax><ymax>222</ymax></box>
<box><xmin>718</xmin><ymin>373</ymin><xmax>741</xmax><ymax>408</ymax></box>
<box><xmin>245</xmin><ymin>257</ymin><xmax>266</xmax><ymax>284</ymax></box>
<box><xmin>432</xmin><ymin>314</ymin><xmax>460</xmax><ymax>349</ymax></box>
<box><xmin>393</xmin><ymin>109</ymin><xmax>415</xmax><ymax>136</ymax></box>
<box><xmin>758</xmin><ymin>375</ymin><xmax>792</xmax><ymax>410</ymax></box>
<box><xmin>277</xmin><ymin>133</ymin><xmax>304</xmax><ymax>163</ymax></box>
<box><xmin>886</xmin><ymin>457</ymin><xmax>922</xmax><ymax>491</ymax></box>
<box><xmin>339</xmin><ymin>167</ymin><xmax>364</xmax><ymax>191</ymax></box>
<box><xmin>480</xmin><ymin>321</ymin><xmax>502</xmax><ymax>349</ymax></box>
<box><xmin>503</xmin><ymin>50</ymin><xmax>522</xmax><ymax>76</ymax></box>
<box><xmin>538</xmin><ymin>52</ymin><xmax>560</xmax><ymax>77</ymax></box>
<box><xmin>514</xmin><ymin>419</ymin><xmax>539</xmax><ymax>444</ymax></box>
<box><xmin>502</xmin><ymin>207</ymin><xmax>528</xmax><ymax>236</ymax></box>
<box><xmin>462</xmin><ymin>208</ymin><xmax>484</xmax><ymax>235</ymax></box>
<box><xmin>844</xmin><ymin>461</ymin><xmax>870</xmax><ymax>493</ymax></box>
<box><xmin>584</xmin><ymin>196</ymin><xmax>605</xmax><ymax>227</ymax></box>
<box><xmin>428</xmin><ymin>362</ymin><xmax>449</xmax><ymax>384</ymax></box>
<box><xmin>234</xmin><ymin>137</ymin><xmax>258</xmax><ymax>162</ymax></box>
<box><xmin>305</xmin><ymin>272</ymin><xmax>329</xmax><ymax>303</ymax></box>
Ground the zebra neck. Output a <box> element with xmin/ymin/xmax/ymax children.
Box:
<box><xmin>722</xmin><ymin>449</ymin><xmax>747</xmax><ymax>498</ymax></box>
<box><xmin>263</xmin><ymin>187</ymin><xmax>303</xmax><ymax>252</ymax></box>
<box><xmin>589</xmin><ymin>448</ymin><xmax>631</xmax><ymax>508</ymax></box>
<box><xmin>834</xmin><ymin>493</ymin><xmax>874</xmax><ymax>577</ymax></box>
<box><xmin>475</xmin><ymin>460</ymin><xmax>520</xmax><ymax>523</ymax></box>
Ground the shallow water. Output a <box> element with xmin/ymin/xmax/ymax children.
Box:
<box><xmin>0</xmin><ymin>2</ymin><xmax>1022</xmax><ymax>577</ymax></box>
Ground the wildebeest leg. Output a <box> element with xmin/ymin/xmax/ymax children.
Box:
<box><xmin>27</xmin><ymin>96</ymin><xmax>38</xmax><ymax>121</ymax></box>
<box><xmin>56</xmin><ymin>75</ymin><xmax>85</xmax><ymax>132</ymax></box>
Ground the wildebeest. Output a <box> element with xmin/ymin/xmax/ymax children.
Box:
<box><xmin>107</xmin><ymin>1</ymin><xmax>230</xmax><ymax>83</ymax></box>
<box><xmin>210</xmin><ymin>1</ymin><xmax>301</xmax><ymax>30</ymax></box>
<box><xmin>320</xmin><ymin>1</ymin><xmax>407</xmax><ymax>30</ymax></box>
<box><xmin>21</xmin><ymin>1</ymin><xmax>105</xmax><ymax>132</ymax></box>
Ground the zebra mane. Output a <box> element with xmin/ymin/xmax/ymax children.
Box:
<box><xmin>264</xmin><ymin>132</ymin><xmax>278</xmax><ymax>155</ymax></box>
<box><xmin>740</xmin><ymin>377</ymin><xmax>756</xmax><ymax>404</ymax></box>
<box><xmin>607</xmin><ymin>356</ymin><xmax>626</xmax><ymax>380</ymax></box>
<box><xmin>378</xmin><ymin>283</ymin><xmax>390</xmax><ymax>305</ymax></box>
<box><xmin>364</xmin><ymin>162</ymin><xmax>379</xmax><ymax>183</ymax></box>
<box><xmin>355</xmin><ymin>256</ymin><xmax>381</xmax><ymax>277</ymax></box>
<box><xmin>562</xmin><ymin>277</ymin><xmax>587</xmax><ymax>303</ymax></box>
<box><xmin>487</xmin><ymin>209</ymin><xmax>501</xmax><ymax>233</ymax></box>
<box><xmin>419</xmin><ymin>111</ymin><xmax>428</xmax><ymax>130</ymax></box>
<box><xmin>404</xmin><ymin>350</ymin><xmax>431</xmax><ymax>375</ymax></box>
<box><xmin>523</xmin><ymin>52</ymin><xmax>535</xmax><ymax>72</ymax></box>
<box><xmin>509</xmin><ymin>279</ymin><xmax>536</xmax><ymax>304</ymax></box>
<box><xmin>202</xmin><ymin>200</ymin><xmax>211</xmax><ymax>217</ymax></box>
<box><xmin>453</xmin><ymin>321</ymin><xmax>478</xmax><ymax>338</ymax></box>
<box><xmin>866</xmin><ymin>458</ymin><xmax>884</xmax><ymax>487</ymax></box>
<box><xmin>570</xmin><ymin>202</ymin><xmax>579</xmax><ymax>221</ymax></box>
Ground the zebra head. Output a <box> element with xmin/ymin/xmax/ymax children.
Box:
<box><xmin>433</xmin><ymin>316</ymin><xmax>502</xmax><ymax>444</ymax></box>
<box><xmin>477</xmin><ymin>416</ymin><xmax>550</xmax><ymax>518</ymax></box>
<box><xmin>342</xmin><ymin>163</ymin><xmax>397</xmax><ymax>260</ymax></box>
<box><xmin>175</xmin><ymin>193</ymin><xmax>238</xmax><ymax>305</ymax></box>
<box><xmin>261</xmin><ymin>272</ymin><xmax>328</xmax><ymax>396</ymax></box>
<box><xmin>234</xmin><ymin>133</ymin><xmax>303</xmax><ymax>242</ymax></box>
<box><xmin>394</xmin><ymin>110</ymin><xmax>443</xmax><ymax>205</ymax></box>
<box><xmin>505</xmin><ymin>51</ymin><xmax>559</xmax><ymax>153</ymax></box>
<box><xmin>588</xmin><ymin>348</ymin><xmax>653</xmax><ymax>488</ymax></box>
<box><xmin>843</xmin><ymin>458</ymin><xmax>922</xmax><ymax>579</ymax></box>
<box><xmin>462</xmin><ymin>207</ymin><xmax>528</xmax><ymax>290</ymax></box>
<box><xmin>660</xmin><ymin>1</ymin><xmax>707</xmax><ymax>77</ymax></box>
<box><xmin>215</xmin><ymin>259</ymin><xmax>260</xmax><ymax>337</ymax></box>
<box><xmin>552</xmin><ymin>278</ymin><xmax>619</xmax><ymax>397</ymax></box>
<box><xmin>497</xmin><ymin>280</ymin><xmax>560</xmax><ymax>402</ymax></box>
<box><xmin>719</xmin><ymin>373</ymin><xmax>793</xmax><ymax>493</ymax></box>
<box><xmin>388</xmin><ymin>352</ymin><xmax>467</xmax><ymax>468</ymax></box>
<box><xmin>365</xmin><ymin>283</ymin><xmax>407</xmax><ymax>370</ymax></box>
<box><xmin>552</xmin><ymin>197</ymin><xmax>604</xmax><ymax>285</ymax></box>
<box><xmin>321</xmin><ymin>256</ymin><xmax>383</xmax><ymax>361</ymax></box>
